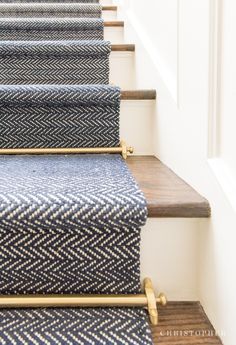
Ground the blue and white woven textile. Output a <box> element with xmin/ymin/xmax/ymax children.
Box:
<box><xmin>0</xmin><ymin>308</ymin><xmax>153</xmax><ymax>344</ymax></box>
<box><xmin>0</xmin><ymin>85</ymin><xmax>120</xmax><ymax>148</ymax></box>
<box><xmin>0</xmin><ymin>3</ymin><xmax>102</xmax><ymax>18</ymax></box>
<box><xmin>0</xmin><ymin>154</ymin><xmax>147</xmax><ymax>295</ymax></box>
<box><xmin>0</xmin><ymin>18</ymin><xmax>104</xmax><ymax>41</ymax></box>
<box><xmin>0</xmin><ymin>41</ymin><xmax>111</xmax><ymax>84</ymax></box>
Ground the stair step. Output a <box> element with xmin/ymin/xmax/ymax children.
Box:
<box><xmin>127</xmin><ymin>156</ymin><xmax>211</xmax><ymax>218</ymax></box>
<box><xmin>102</xmin><ymin>6</ymin><xmax>117</xmax><ymax>20</ymax></box>
<box><xmin>111</xmin><ymin>44</ymin><xmax>135</xmax><ymax>52</ymax></box>
<box><xmin>102</xmin><ymin>6</ymin><xmax>117</xmax><ymax>11</ymax></box>
<box><xmin>0</xmin><ymin>19</ymin><xmax>125</xmax><ymax>44</ymax></box>
<box><xmin>104</xmin><ymin>21</ymin><xmax>124</xmax><ymax>27</ymax></box>
<box><xmin>121</xmin><ymin>90</ymin><xmax>156</xmax><ymax>100</ymax></box>
<box><xmin>152</xmin><ymin>302</ymin><xmax>222</xmax><ymax>345</ymax></box>
<box><xmin>0</xmin><ymin>41</ymin><xmax>111</xmax><ymax>85</ymax></box>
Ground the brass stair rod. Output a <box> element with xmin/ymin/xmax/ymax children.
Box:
<box><xmin>0</xmin><ymin>140</ymin><xmax>134</xmax><ymax>160</ymax></box>
<box><xmin>0</xmin><ymin>278</ymin><xmax>167</xmax><ymax>326</ymax></box>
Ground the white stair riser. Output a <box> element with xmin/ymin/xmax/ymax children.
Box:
<box><xmin>120</xmin><ymin>101</ymin><xmax>154</xmax><ymax>155</ymax></box>
<box><xmin>102</xmin><ymin>10</ymin><xmax>117</xmax><ymax>21</ymax></box>
<box><xmin>141</xmin><ymin>218</ymin><xmax>200</xmax><ymax>301</ymax></box>
<box><xmin>104</xmin><ymin>27</ymin><xmax>124</xmax><ymax>44</ymax></box>
<box><xmin>110</xmin><ymin>52</ymin><xmax>135</xmax><ymax>89</ymax></box>
<box><xmin>101</xmin><ymin>0</ymin><xmax>112</xmax><ymax>5</ymax></box>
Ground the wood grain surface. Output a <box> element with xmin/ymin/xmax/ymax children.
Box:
<box><xmin>111</xmin><ymin>44</ymin><xmax>135</xmax><ymax>52</ymax></box>
<box><xmin>127</xmin><ymin>156</ymin><xmax>211</xmax><ymax>218</ymax></box>
<box><xmin>152</xmin><ymin>302</ymin><xmax>223</xmax><ymax>344</ymax></box>
<box><xmin>104</xmin><ymin>21</ymin><xmax>124</xmax><ymax>27</ymax></box>
<box><xmin>121</xmin><ymin>90</ymin><xmax>156</xmax><ymax>100</ymax></box>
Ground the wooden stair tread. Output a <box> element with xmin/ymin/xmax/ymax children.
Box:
<box><xmin>152</xmin><ymin>302</ymin><xmax>222</xmax><ymax>344</ymax></box>
<box><xmin>127</xmin><ymin>156</ymin><xmax>210</xmax><ymax>218</ymax></box>
<box><xmin>111</xmin><ymin>44</ymin><xmax>135</xmax><ymax>52</ymax></box>
<box><xmin>121</xmin><ymin>90</ymin><xmax>156</xmax><ymax>100</ymax></box>
<box><xmin>104</xmin><ymin>21</ymin><xmax>124</xmax><ymax>27</ymax></box>
<box><xmin>102</xmin><ymin>6</ymin><xmax>117</xmax><ymax>11</ymax></box>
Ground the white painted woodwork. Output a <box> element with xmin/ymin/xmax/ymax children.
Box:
<box><xmin>114</xmin><ymin>1</ymin><xmax>236</xmax><ymax>344</ymax></box>
<box><xmin>104</xmin><ymin>26</ymin><xmax>124</xmax><ymax>44</ymax></box>
<box><xmin>110</xmin><ymin>52</ymin><xmax>135</xmax><ymax>89</ymax></box>
<box><xmin>120</xmin><ymin>100</ymin><xmax>154</xmax><ymax>155</ymax></box>
<box><xmin>102</xmin><ymin>10</ymin><xmax>117</xmax><ymax>21</ymax></box>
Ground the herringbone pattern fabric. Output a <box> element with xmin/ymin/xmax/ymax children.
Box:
<box><xmin>0</xmin><ymin>18</ymin><xmax>104</xmax><ymax>40</ymax></box>
<box><xmin>0</xmin><ymin>41</ymin><xmax>111</xmax><ymax>84</ymax></box>
<box><xmin>0</xmin><ymin>3</ymin><xmax>102</xmax><ymax>18</ymax></box>
<box><xmin>0</xmin><ymin>85</ymin><xmax>120</xmax><ymax>148</ymax></box>
<box><xmin>1</xmin><ymin>0</ymin><xmax>99</xmax><ymax>2</ymax></box>
<box><xmin>0</xmin><ymin>308</ymin><xmax>153</xmax><ymax>345</ymax></box>
<box><xmin>0</xmin><ymin>1</ymin><xmax>154</xmax><ymax>343</ymax></box>
<box><xmin>0</xmin><ymin>154</ymin><xmax>147</xmax><ymax>295</ymax></box>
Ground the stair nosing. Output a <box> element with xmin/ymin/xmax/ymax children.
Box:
<box><xmin>121</xmin><ymin>90</ymin><xmax>156</xmax><ymax>100</ymax></box>
<box><xmin>111</xmin><ymin>44</ymin><xmax>135</xmax><ymax>52</ymax></box>
<box><xmin>127</xmin><ymin>156</ymin><xmax>211</xmax><ymax>218</ymax></box>
<box><xmin>102</xmin><ymin>6</ymin><xmax>117</xmax><ymax>11</ymax></box>
<box><xmin>104</xmin><ymin>21</ymin><xmax>124</xmax><ymax>27</ymax></box>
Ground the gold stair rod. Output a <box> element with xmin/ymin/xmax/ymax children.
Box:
<box><xmin>0</xmin><ymin>278</ymin><xmax>167</xmax><ymax>326</ymax></box>
<box><xmin>0</xmin><ymin>140</ymin><xmax>133</xmax><ymax>160</ymax></box>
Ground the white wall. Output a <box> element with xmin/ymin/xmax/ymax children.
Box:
<box><xmin>114</xmin><ymin>0</ymin><xmax>236</xmax><ymax>344</ymax></box>
<box><xmin>219</xmin><ymin>0</ymin><xmax>236</xmax><ymax>178</ymax></box>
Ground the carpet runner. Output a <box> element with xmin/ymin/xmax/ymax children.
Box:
<box><xmin>0</xmin><ymin>308</ymin><xmax>152</xmax><ymax>344</ymax></box>
<box><xmin>0</xmin><ymin>85</ymin><xmax>120</xmax><ymax>149</ymax></box>
<box><xmin>0</xmin><ymin>154</ymin><xmax>147</xmax><ymax>294</ymax></box>
<box><xmin>0</xmin><ymin>41</ymin><xmax>111</xmax><ymax>84</ymax></box>
<box><xmin>0</xmin><ymin>3</ymin><xmax>102</xmax><ymax>18</ymax></box>
<box><xmin>0</xmin><ymin>18</ymin><xmax>104</xmax><ymax>40</ymax></box>
<box><xmin>1</xmin><ymin>0</ymin><xmax>99</xmax><ymax>2</ymax></box>
<box><xmin>0</xmin><ymin>0</ymin><xmax>154</xmax><ymax>344</ymax></box>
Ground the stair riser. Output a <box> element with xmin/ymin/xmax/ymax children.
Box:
<box><xmin>104</xmin><ymin>27</ymin><xmax>124</xmax><ymax>44</ymax></box>
<box><xmin>110</xmin><ymin>52</ymin><xmax>135</xmax><ymax>89</ymax></box>
<box><xmin>101</xmin><ymin>0</ymin><xmax>112</xmax><ymax>5</ymax></box>
<box><xmin>120</xmin><ymin>100</ymin><xmax>154</xmax><ymax>155</ymax></box>
<box><xmin>102</xmin><ymin>10</ymin><xmax>117</xmax><ymax>21</ymax></box>
<box><xmin>141</xmin><ymin>218</ymin><xmax>200</xmax><ymax>301</ymax></box>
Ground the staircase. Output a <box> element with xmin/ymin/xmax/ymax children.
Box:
<box><xmin>0</xmin><ymin>0</ymin><xmax>222</xmax><ymax>344</ymax></box>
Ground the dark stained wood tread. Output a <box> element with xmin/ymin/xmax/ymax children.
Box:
<box><xmin>152</xmin><ymin>302</ymin><xmax>222</xmax><ymax>344</ymax></box>
<box><xmin>104</xmin><ymin>21</ymin><xmax>124</xmax><ymax>27</ymax></box>
<box><xmin>127</xmin><ymin>156</ymin><xmax>211</xmax><ymax>218</ymax></box>
<box><xmin>102</xmin><ymin>6</ymin><xmax>117</xmax><ymax>11</ymax></box>
<box><xmin>111</xmin><ymin>44</ymin><xmax>135</xmax><ymax>52</ymax></box>
<box><xmin>121</xmin><ymin>90</ymin><xmax>156</xmax><ymax>100</ymax></box>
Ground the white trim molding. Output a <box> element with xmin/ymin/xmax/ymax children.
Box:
<box><xmin>209</xmin><ymin>158</ymin><xmax>236</xmax><ymax>213</ymax></box>
<box><xmin>208</xmin><ymin>0</ymin><xmax>222</xmax><ymax>158</ymax></box>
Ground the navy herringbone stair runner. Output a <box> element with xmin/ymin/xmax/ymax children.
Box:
<box><xmin>0</xmin><ymin>308</ymin><xmax>152</xmax><ymax>344</ymax></box>
<box><xmin>0</xmin><ymin>1</ymin><xmax>154</xmax><ymax>344</ymax></box>
<box><xmin>0</xmin><ymin>154</ymin><xmax>147</xmax><ymax>294</ymax></box>
<box><xmin>0</xmin><ymin>18</ymin><xmax>104</xmax><ymax>41</ymax></box>
<box><xmin>0</xmin><ymin>85</ymin><xmax>120</xmax><ymax>148</ymax></box>
<box><xmin>0</xmin><ymin>18</ymin><xmax>104</xmax><ymax>40</ymax></box>
<box><xmin>0</xmin><ymin>3</ymin><xmax>102</xmax><ymax>18</ymax></box>
<box><xmin>0</xmin><ymin>41</ymin><xmax>110</xmax><ymax>84</ymax></box>
<box><xmin>1</xmin><ymin>0</ymin><xmax>99</xmax><ymax>2</ymax></box>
